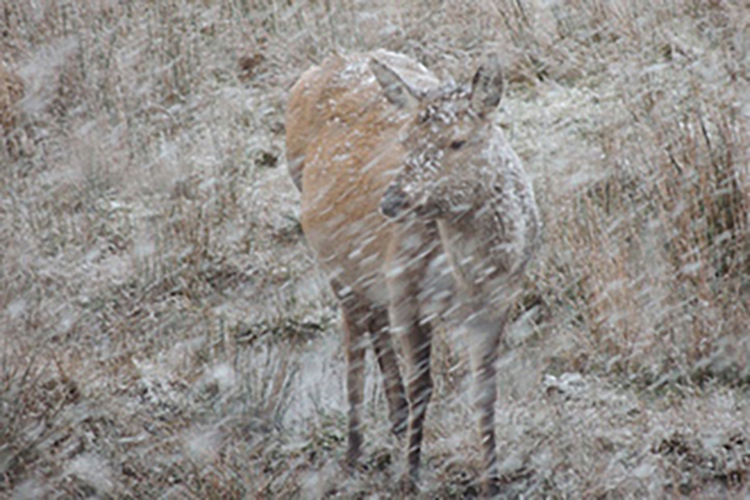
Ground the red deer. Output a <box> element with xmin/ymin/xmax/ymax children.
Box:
<box><xmin>286</xmin><ymin>49</ymin><xmax>540</xmax><ymax>496</ymax></box>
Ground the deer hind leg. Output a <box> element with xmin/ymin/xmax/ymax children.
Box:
<box><xmin>334</xmin><ymin>285</ymin><xmax>369</xmax><ymax>468</ymax></box>
<box><xmin>466</xmin><ymin>308</ymin><xmax>509</xmax><ymax>497</ymax></box>
<box><xmin>368</xmin><ymin>305</ymin><xmax>408</xmax><ymax>438</ymax></box>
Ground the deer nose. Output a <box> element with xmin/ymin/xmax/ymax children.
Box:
<box><xmin>380</xmin><ymin>184</ymin><xmax>408</xmax><ymax>218</ymax></box>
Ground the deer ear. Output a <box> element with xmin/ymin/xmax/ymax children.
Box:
<box><xmin>469</xmin><ymin>53</ymin><xmax>504</xmax><ymax>116</ymax></box>
<box><xmin>369</xmin><ymin>57</ymin><xmax>421</xmax><ymax>110</ymax></box>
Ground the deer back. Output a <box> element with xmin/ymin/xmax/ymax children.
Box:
<box><xmin>286</xmin><ymin>51</ymin><xmax>440</xmax><ymax>301</ymax></box>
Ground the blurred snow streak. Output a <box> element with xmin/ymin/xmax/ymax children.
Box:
<box><xmin>1</xmin><ymin>0</ymin><xmax>749</xmax><ymax>498</ymax></box>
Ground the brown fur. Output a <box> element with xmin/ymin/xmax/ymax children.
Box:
<box><xmin>286</xmin><ymin>50</ymin><xmax>540</xmax><ymax>496</ymax></box>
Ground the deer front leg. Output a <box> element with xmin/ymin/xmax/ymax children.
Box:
<box><xmin>466</xmin><ymin>307</ymin><xmax>509</xmax><ymax>497</ymax></box>
<box><xmin>388</xmin><ymin>280</ymin><xmax>433</xmax><ymax>492</ymax></box>
<box><xmin>385</xmin><ymin>221</ymin><xmax>440</xmax><ymax>491</ymax></box>
<box><xmin>403</xmin><ymin>319</ymin><xmax>433</xmax><ymax>488</ymax></box>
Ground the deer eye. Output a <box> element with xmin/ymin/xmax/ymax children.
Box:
<box><xmin>449</xmin><ymin>139</ymin><xmax>466</xmax><ymax>150</ymax></box>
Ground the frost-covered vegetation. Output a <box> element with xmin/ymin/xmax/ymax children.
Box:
<box><xmin>1</xmin><ymin>1</ymin><xmax>749</xmax><ymax>498</ymax></box>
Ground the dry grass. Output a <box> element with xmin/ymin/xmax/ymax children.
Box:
<box><xmin>1</xmin><ymin>0</ymin><xmax>749</xmax><ymax>498</ymax></box>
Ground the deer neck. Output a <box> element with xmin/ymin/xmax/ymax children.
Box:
<box><xmin>436</xmin><ymin>187</ymin><xmax>514</xmax><ymax>299</ymax></box>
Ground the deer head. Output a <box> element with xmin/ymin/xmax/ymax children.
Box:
<box><xmin>373</xmin><ymin>54</ymin><xmax>505</xmax><ymax>221</ymax></box>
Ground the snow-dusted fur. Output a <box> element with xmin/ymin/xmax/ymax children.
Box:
<box><xmin>286</xmin><ymin>50</ymin><xmax>540</xmax><ymax>496</ymax></box>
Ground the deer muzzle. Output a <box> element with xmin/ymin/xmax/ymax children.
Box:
<box><xmin>380</xmin><ymin>184</ymin><xmax>409</xmax><ymax>219</ymax></box>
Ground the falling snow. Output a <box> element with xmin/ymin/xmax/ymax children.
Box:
<box><xmin>2</xmin><ymin>1</ymin><xmax>749</xmax><ymax>498</ymax></box>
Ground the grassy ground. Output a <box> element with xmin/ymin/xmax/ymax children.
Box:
<box><xmin>2</xmin><ymin>0</ymin><xmax>749</xmax><ymax>498</ymax></box>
